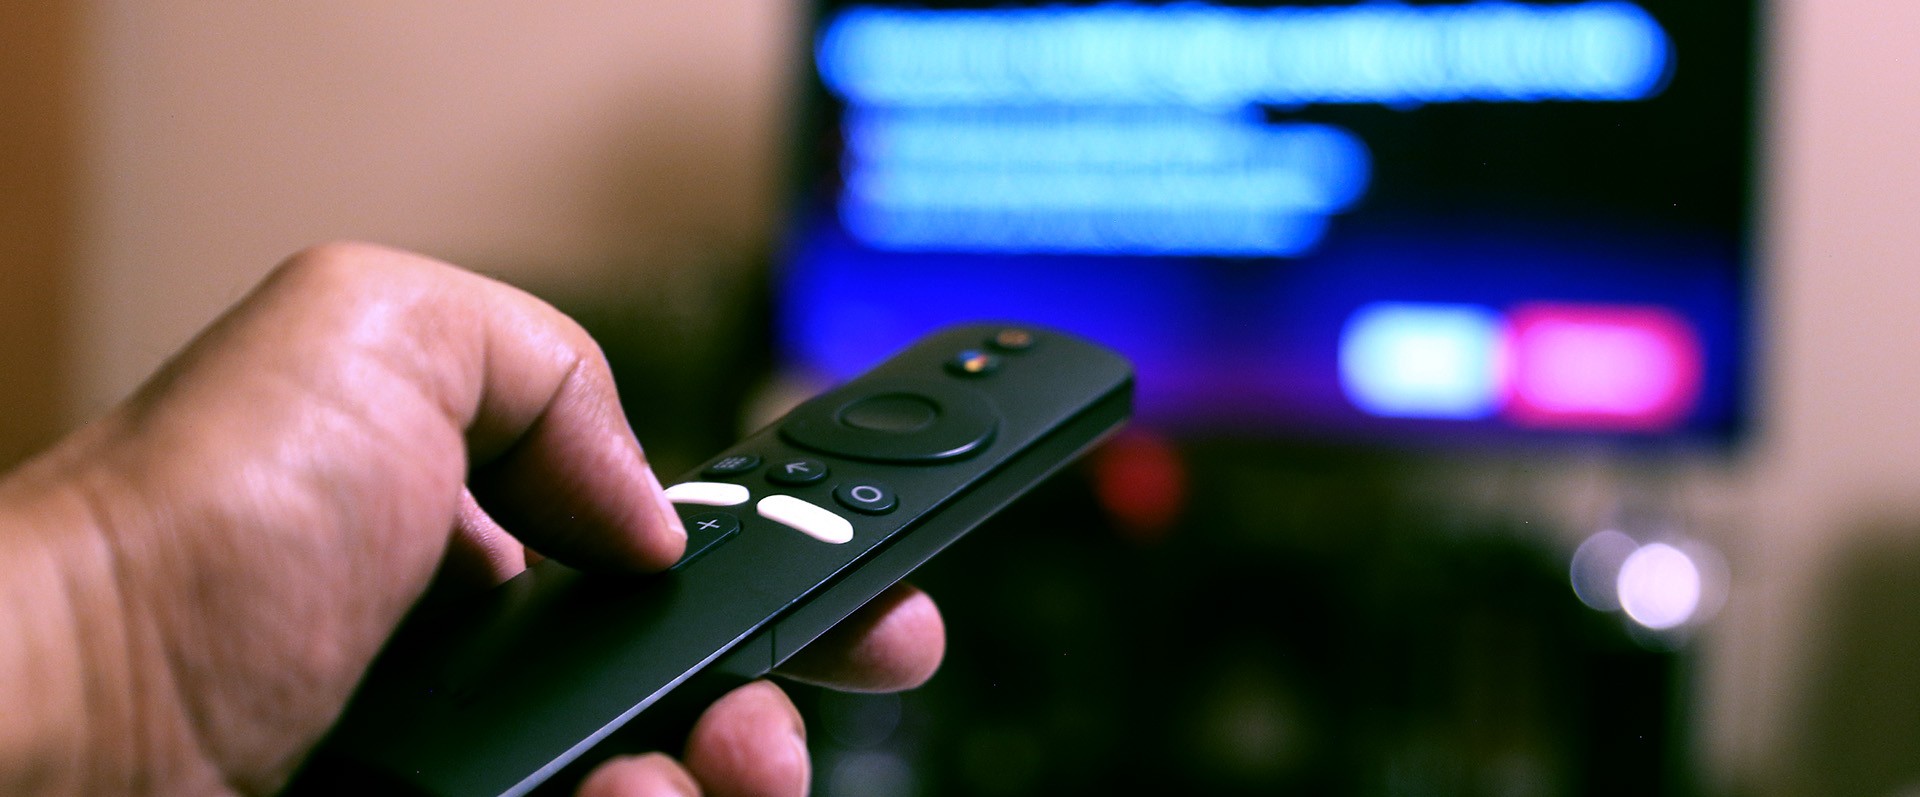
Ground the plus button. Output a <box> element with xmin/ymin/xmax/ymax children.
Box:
<box><xmin>670</xmin><ymin>511</ymin><xmax>741</xmax><ymax>571</ymax></box>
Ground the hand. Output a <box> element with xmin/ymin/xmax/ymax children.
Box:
<box><xmin>0</xmin><ymin>242</ymin><xmax>944</xmax><ymax>795</ymax></box>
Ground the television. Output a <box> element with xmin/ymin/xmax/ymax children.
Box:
<box><xmin>775</xmin><ymin>0</ymin><xmax>1760</xmax><ymax>445</ymax></box>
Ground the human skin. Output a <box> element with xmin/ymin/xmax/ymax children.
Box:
<box><xmin>0</xmin><ymin>242</ymin><xmax>944</xmax><ymax>796</ymax></box>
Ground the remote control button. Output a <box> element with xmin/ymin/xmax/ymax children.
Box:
<box><xmin>840</xmin><ymin>393</ymin><xmax>938</xmax><ymax>434</ymax></box>
<box><xmin>663</xmin><ymin>482</ymin><xmax>749</xmax><ymax>507</ymax></box>
<box><xmin>946</xmin><ymin>349</ymin><xmax>1001</xmax><ymax>377</ymax></box>
<box><xmin>834</xmin><ymin>482</ymin><xmax>897</xmax><ymax>515</ymax></box>
<box><xmin>756</xmin><ymin>495</ymin><xmax>853</xmax><ymax>544</ymax></box>
<box><xmin>988</xmin><ymin>328</ymin><xmax>1035</xmax><ymax>352</ymax></box>
<box><xmin>767</xmin><ymin>459</ymin><xmax>828</xmax><ymax>486</ymax></box>
<box><xmin>781</xmin><ymin>378</ymin><xmax>998</xmax><ymax>464</ymax></box>
<box><xmin>702</xmin><ymin>455</ymin><xmax>761</xmax><ymax>478</ymax></box>
<box><xmin>671</xmin><ymin>511</ymin><xmax>740</xmax><ymax>569</ymax></box>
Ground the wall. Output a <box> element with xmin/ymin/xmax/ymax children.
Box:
<box><xmin>0</xmin><ymin>0</ymin><xmax>79</xmax><ymax>467</ymax></box>
<box><xmin>54</xmin><ymin>1</ymin><xmax>1920</xmax><ymax>793</ymax></box>
<box><xmin>76</xmin><ymin>0</ymin><xmax>796</xmax><ymax>418</ymax></box>
<box><xmin>1708</xmin><ymin>2</ymin><xmax>1920</xmax><ymax>792</ymax></box>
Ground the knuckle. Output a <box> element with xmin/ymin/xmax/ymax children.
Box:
<box><xmin>273</xmin><ymin>241</ymin><xmax>447</xmax><ymax>297</ymax></box>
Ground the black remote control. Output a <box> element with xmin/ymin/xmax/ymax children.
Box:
<box><xmin>286</xmin><ymin>324</ymin><xmax>1133</xmax><ymax>796</ymax></box>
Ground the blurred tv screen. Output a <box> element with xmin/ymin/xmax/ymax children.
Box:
<box><xmin>776</xmin><ymin>0</ymin><xmax>1759</xmax><ymax>445</ymax></box>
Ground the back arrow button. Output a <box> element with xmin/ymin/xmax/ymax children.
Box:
<box><xmin>767</xmin><ymin>458</ymin><xmax>829</xmax><ymax>486</ymax></box>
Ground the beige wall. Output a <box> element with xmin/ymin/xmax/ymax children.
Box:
<box><xmin>1709</xmin><ymin>2</ymin><xmax>1920</xmax><ymax>791</ymax></box>
<box><xmin>76</xmin><ymin>0</ymin><xmax>796</xmax><ymax>417</ymax></box>
<box><xmin>62</xmin><ymin>1</ymin><xmax>1920</xmax><ymax>792</ymax></box>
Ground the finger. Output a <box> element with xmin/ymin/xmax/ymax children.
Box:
<box><xmin>775</xmin><ymin>582</ymin><xmax>945</xmax><ymax>692</ymax></box>
<box><xmin>416</xmin><ymin>490</ymin><xmax>529</xmax><ymax>614</ymax></box>
<box><xmin>576</xmin><ymin>753</ymin><xmax>701</xmax><ymax>797</ymax></box>
<box><xmin>448</xmin><ymin>488</ymin><xmax>528</xmax><ymax>586</ymax></box>
<box><xmin>439</xmin><ymin>266</ymin><xmax>686</xmax><ymax>573</ymax></box>
<box><xmin>272</xmin><ymin>242</ymin><xmax>686</xmax><ymax>573</ymax></box>
<box><xmin>460</xmin><ymin>341</ymin><xmax>685</xmax><ymax>573</ymax></box>
<box><xmin>682</xmin><ymin>681</ymin><xmax>810</xmax><ymax>797</ymax></box>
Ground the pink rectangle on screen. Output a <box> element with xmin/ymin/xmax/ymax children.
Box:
<box><xmin>1505</xmin><ymin>303</ymin><xmax>1703</xmax><ymax>431</ymax></box>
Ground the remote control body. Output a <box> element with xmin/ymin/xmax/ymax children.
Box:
<box><xmin>287</xmin><ymin>324</ymin><xmax>1133</xmax><ymax>796</ymax></box>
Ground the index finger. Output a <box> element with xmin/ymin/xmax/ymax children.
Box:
<box><xmin>234</xmin><ymin>242</ymin><xmax>688</xmax><ymax>574</ymax></box>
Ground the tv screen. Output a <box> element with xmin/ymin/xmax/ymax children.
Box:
<box><xmin>776</xmin><ymin>0</ymin><xmax>1759</xmax><ymax>444</ymax></box>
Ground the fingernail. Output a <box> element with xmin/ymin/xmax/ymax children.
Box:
<box><xmin>645</xmin><ymin>467</ymin><xmax>686</xmax><ymax>539</ymax></box>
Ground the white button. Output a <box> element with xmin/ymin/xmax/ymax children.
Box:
<box><xmin>756</xmin><ymin>495</ymin><xmax>854</xmax><ymax>545</ymax></box>
<box><xmin>664</xmin><ymin>482</ymin><xmax>750</xmax><ymax>507</ymax></box>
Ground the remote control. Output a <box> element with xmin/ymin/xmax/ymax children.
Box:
<box><xmin>286</xmin><ymin>323</ymin><xmax>1133</xmax><ymax>796</ymax></box>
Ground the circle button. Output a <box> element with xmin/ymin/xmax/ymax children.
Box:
<box><xmin>834</xmin><ymin>482</ymin><xmax>898</xmax><ymax>515</ymax></box>
<box><xmin>840</xmin><ymin>393</ymin><xmax>939</xmax><ymax>434</ymax></box>
<box><xmin>767</xmin><ymin>459</ymin><xmax>828</xmax><ymax>486</ymax></box>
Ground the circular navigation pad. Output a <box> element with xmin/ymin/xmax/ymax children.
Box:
<box><xmin>781</xmin><ymin>379</ymin><xmax>998</xmax><ymax>463</ymax></box>
<box><xmin>840</xmin><ymin>393</ymin><xmax>939</xmax><ymax>434</ymax></box>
